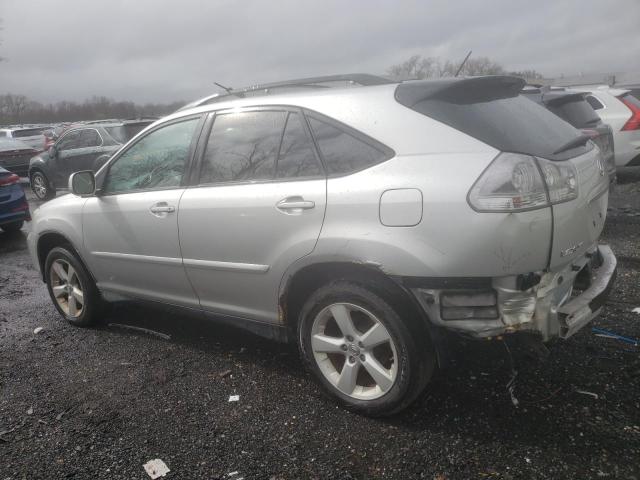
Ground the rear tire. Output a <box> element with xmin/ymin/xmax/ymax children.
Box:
<box><xmin>45</xmin><ymin>246</ymin><xmax>103</xmax><ymax>327</ymax></box>
<box><xmin>31</xmin><ymin>171</ymin><xmax>54</xmax><ymax>200</ymax></box>
<box><xmin>298</xmin><ymin>280</ymin><xmax>436</xmax><ymax>416</ymax></box>
<box><xmin>0</xmin><ymin>221</ymin><xmax>24</xmax><ymax>232</ymax></box>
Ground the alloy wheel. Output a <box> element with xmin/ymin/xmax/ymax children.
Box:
<box><xmin>310</xmin><ymin>302</ymin><xmax>398</xmax><ymax>400</ymax></box>
<box><xmin>32</xmin><ymin>174</ymin><xmax>48</xmax><ymax>199</ymax></box>
<box><xmin>49</xmin><ymin>259</ymin><xmax>84</xmax><ymax>317</ymax></box>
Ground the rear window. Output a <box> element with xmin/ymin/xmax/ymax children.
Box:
<box><xmin>620</xmin><ymin>93</ymin><xmax>640</xmax><ymax>109</ymax></box>
<box><xmin>546</xmin><ymin>97</ymin><xmax>601</xmax><ymax>129</ymax></box>
<box><xmin>13</xmin><ymin>128</ymin><xmax>46</xmax><ymax>138</ymax></box>
<box><xmin>396</xmin><ymin>81</ymin><xmax>590</xmax><ymax>161</ymax></box>
<box><xmin>105</xmin><ymin>124</ymin><xmax>150</xmax><ymax>144</ymax></box>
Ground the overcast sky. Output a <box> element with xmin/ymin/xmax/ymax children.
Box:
<box><xmin>1</xmin><ymin>0</ymin><xmax>639</xmax><ymax>104</ymax></box>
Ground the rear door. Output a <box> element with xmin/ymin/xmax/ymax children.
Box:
<box><xmin>178</xmin><ymin>108</ymin><xmax>327</xmax><ymax>323</ymax></box>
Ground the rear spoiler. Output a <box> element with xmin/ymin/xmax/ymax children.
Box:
<box><xmin>395</xmin><ymin>76</ymin><xmax>526</xmax><ymax>106</ymax></box>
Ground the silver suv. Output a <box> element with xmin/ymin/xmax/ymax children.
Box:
<box><xmin>28</xmin><ymin>74</ymin><xmax>616</xmax><ymax>416</ymax></box>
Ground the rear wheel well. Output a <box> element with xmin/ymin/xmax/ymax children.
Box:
<box><xmin>281</xmin><ymin>262</ymin><xmax>429</xmax><ymax>338</ymax></box>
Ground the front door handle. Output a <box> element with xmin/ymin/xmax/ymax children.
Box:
<box><xmin>149</xmin><ymin>202</ymin><xmax>175</xmax><ymax>216</ymax></box>
<box><xmin>276</xmin><ymin>197</ymin><xmax>315</xmax><ymax>211</ymax></box>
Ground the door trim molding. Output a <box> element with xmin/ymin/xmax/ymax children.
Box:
<box><xmin>92</xmin><ymin>251</ymin><xmax>183</xmax><ymax>266</ymax></box>
<box><xmin>183</xmin><ymin>258</ymin><xmax>270</xmax><ymax>273</ymax></box>
<box><xmin>92</xmin><ymin>251</ymin><xmax>270</xmax><ymax>273</ymax></box>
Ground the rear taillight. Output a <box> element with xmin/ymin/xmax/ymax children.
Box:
<box><xmin>619</xmin><ymin>96</ymin><xmax>640</xmax><ymax>131</ymax></box>
<box><xmin>468</xmin><ymin>152</ymin><xmax>578</xmax><ymax>212</ymax></box>
<box><xmin>0</xmin><ymin>173</ymin><xmax>20</xmax><ymax>187</ymax></box>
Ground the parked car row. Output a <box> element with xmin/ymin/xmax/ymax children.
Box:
<box><xmin>526</xmin><ymin>84</ymin><xmax>640</xmax><ymax>169</ymax></box>
<box><xmin>521</xmin><ymin>86</ymin><xmax>616</xmax><ymax>178</ymax></box>
<box><xmin>27</xmin><ymin>73</ymin><xmax>617</xmax><ymax>415</ymax></box>
<box><xmin>29</xmin><ymin>118</ymin><xmax>157</xmax><ymax>200</ymax></box>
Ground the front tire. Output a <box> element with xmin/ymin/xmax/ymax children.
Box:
<box><xmin>45</xmin><ymin>246</ymin><xmax>102</xmax><ymax>327</ymax></box>
<box><xmin>298</xmin><ymin>281</ymin><xmax>436</xmax><ymax>416</ymax></box>
<box><xmin>31</xmin><ymin>171</ymin><xmax>54</xmax><ymax>200</ymax></box>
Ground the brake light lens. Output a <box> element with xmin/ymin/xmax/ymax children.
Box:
<box><xmin>0</xmin><ymin>173</ymin><xmax>20</xmax><ymax>187</ymax></box>
<box><xmin>468</xmin><ymin>153</ymin><xmax>578</xmax><ymax>212</ymax></box>
<box><xmin>619</xmin><ymin>95</ymin><xmax>640</xmax><ymax>131</ymax></box>
<box><xmin>538</xmin><ymin>158</ymin><xmax>578</xmax><ymax>203</ymax></box>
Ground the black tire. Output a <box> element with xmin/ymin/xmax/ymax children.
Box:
<box><xmin>298</xmin><ymin>280</ymin><xmax>436</xmax><ymax>416</ymax></box>
<box><xmin>44</xmin><ymin>246</ymin><xmax>103</xmax><ymax>327</ymax></box>
<box><xmin>0</xmin><ymin>220</ymin><xmax>24</xmax><ymax>232</ymax></box>
<box><xmin>31</xmin><ymin>171</ymin><xmax>55</xmax><ymax>201</ymax></box>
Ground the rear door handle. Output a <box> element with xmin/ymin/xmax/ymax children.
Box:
<box><xmin>149</xmin><ymin>202</ymin><xmax>175</xmax><ymax>216</ymax></box>
<box><xmin>276</xmin><ymin>197</ymin><xmax>315</xmax><ymax>211</ymax></box>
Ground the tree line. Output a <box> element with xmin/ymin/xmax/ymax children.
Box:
<box><xmin>386</xmin><ymin>54</ymin><xmax>543</xmax><ymax>81</ymax></box>
<box><xmin>0</xmin><ymin>54</ymin><xmax>544</xmax><ymax>126</ymax></box>
<box><xmin>0</xmin><ymin>94</ymin><xmax>185</xmax><ymax>126</ymax></box>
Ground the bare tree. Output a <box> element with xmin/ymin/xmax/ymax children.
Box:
<box><xmin>387</xmin><ymin>54</ymin><xmax>542</xmax><ymax>80</ymax></box>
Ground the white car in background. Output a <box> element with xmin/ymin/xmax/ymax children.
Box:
<box><xmin>0</xmin><ymin>125</ymin><xmax>52</xmax><ymax>152</ymax></box>
<box><xmin>570</xmin><ymin>86</ymin><xmax>640</xmax><ymax>168</ymax></box>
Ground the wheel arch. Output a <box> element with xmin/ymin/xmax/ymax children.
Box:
<box><xmin>280</xmin><ymin>262</ymin><xmax>431</xmax><ymax>334</ymax></box>
<box><xmin>36</xmin><ymin>231</ymin><xmax>95</xmax><ymax>284</ymax></box>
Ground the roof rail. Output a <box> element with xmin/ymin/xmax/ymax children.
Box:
<box><xmin>181</xmin><ymin>73</ymin><xmax>393</xmax><ymax>110</ymax></box>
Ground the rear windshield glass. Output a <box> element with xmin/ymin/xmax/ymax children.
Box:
<box><xmin>105</xmin><ymin>124</ymin><xmax>150</xmax><ymax>144</ymax></box>
<box><xmin>13</xmin><ymin>128</ymin><xmax>46</xmax><ymax>137</ymax></box>
<box><xmin>547</xmin><ymin>97</ymin><xmax>601</xmax><ymax>129</ymax></box>
<box><xmin>397</xmin><ymin>84</ymin><xmax>590</xmax><ymax>161</ymax></box>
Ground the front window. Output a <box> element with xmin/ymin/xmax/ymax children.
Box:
<box><xmin>103</xmin><ymin>118</ymin><xmax>199</xmax><ymax>194</ymax></box>
<box><xmin>57</xmin><ymin>130</ymin><xmax>82</xmax><ymax>151</ymax></box>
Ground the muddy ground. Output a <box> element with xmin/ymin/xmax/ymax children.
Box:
<box><xmin>1</xmin><ymin>171</ymin><xmax>639</xmax><ymax>479</ymax></box>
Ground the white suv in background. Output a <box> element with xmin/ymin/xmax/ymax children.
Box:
<box><xmin>572</xmin><ymin>86</ymin><xmax>640</xmax><ymax>168</ymax></box>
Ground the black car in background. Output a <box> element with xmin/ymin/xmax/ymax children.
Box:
<box><xmin>28</xmin><ymin>118</ymin><xmax>156</xmax><ymax>200</ymax></box>
<box><xmin>522</xmin><ymin>86</ymin><xmax>616</xmax><ymax>179</ymax></box>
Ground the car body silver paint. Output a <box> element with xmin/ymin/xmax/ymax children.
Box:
<box><xmin>81</xmin><ymin>189</ymin><xmax>199</xmax><ymax>309</ymax></box>
<box><xmin>178</xmin><ymin>178</ymin><xmax>327</xmax><ymax>323</ymax></box>
<box><xmin>27</xmin><ymin>81</ymin><xmax>615</xmax><ymax>341</ymax></box>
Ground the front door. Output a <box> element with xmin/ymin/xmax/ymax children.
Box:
<box><xmin>178</xmin><ymin>109</ymin><xmax>327</xmax><ymax>323</ymax></box>
<box><xmin>83</xmin><ymin>116</ymin><xmax>203</xmax><ymax>308</ymax></box>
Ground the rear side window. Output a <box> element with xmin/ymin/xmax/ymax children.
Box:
<box><xmin>547</xmin><ymin>97</ymin><xmax>601</xmax><ymax>129</ymax></box>
<box><xmin>79</xmin><ymin>129</ymin><xmax>102</xmax><ymax>148</ymax></box>
<box><xmin>586</xmin><ymin>95</ymin><xmax>604</xmax><ymax>110</ymax></box>
<box><xmin>307</xmin><ymin>116</ymin><xmax>391</xmax><ymax>175</ymax></box>
<box><xmin>201</xmin><ymin>111</ymin><xmax>285</xmax><ymax>183</ymax></box>
<box><xmin>276</xmin><ymin>112</ymin><xmax>321</xmax><ymax>178</ymax></box>
<box><xmin>397</xmin><ymin>82</ymin><xmax>589</xmax><ymax>161</ymax></box>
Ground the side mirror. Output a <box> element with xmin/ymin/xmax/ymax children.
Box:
<box><xmin>49</xmin><ymin>145</ymin><xmax>58</xmax><ymax>158</ymax></box>
<box><xmin>69</xmin><ymin>171</ymin><xmax>96</xmax><ymax>197</ymax></box>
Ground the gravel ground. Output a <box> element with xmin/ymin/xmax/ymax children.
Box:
<box><xmin>1</xmin><ymin>171</ymin><xmax>640</xmax><ymax>480</ymax></box>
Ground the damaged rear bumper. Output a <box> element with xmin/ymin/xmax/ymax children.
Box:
<box><xmin>408</xmin><ymin>245</ymin><xmax>617</xmax><ymax>341</ymax></box>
